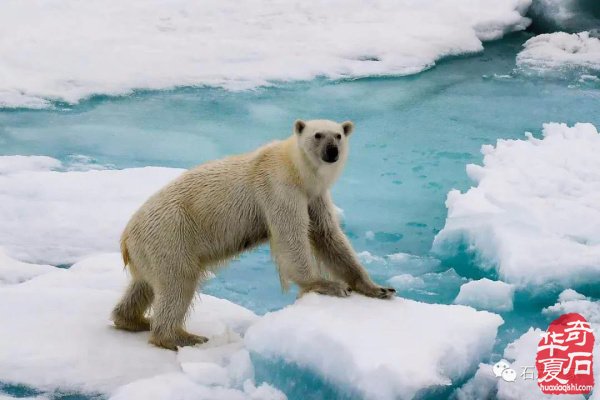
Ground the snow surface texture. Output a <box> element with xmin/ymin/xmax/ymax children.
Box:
<box><xmin>433</xmin><ymin>123</ymin><xmax>600</xmax><ymax>287</ymax></box>
<box><xmin>0</xmin><ymin>0</ymin><xmax>531</xmax><ymax>108</ymax></box>
<box><xmin>0</xmin><ymin>155</ymin><xmax>183</xmax><ymax>264</ymax></box>
<box><xmin>245</xmin><ymin>293</ymin><xmax>503</xmax><ymax>400</ymax></box>
<box><xmin>517</xmin><ymin>31</ymin><xmax>600</xmax><ymax>74</ymax></box>
<box><xmin>0</xmin><ymin>248</ymin><xmax>55</xmax><ymax>285</ymax></box>
<box><xmin>454</xmin><ymin>278</ymin><xmax>515</xmax><ymax>312</ymax></box>
<box><xmin>0</xmin><ymin>252</ymin><xmax>285</xmax><ymax>400</ymax></box>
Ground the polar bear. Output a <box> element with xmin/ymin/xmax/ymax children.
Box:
<box><xmin>112</xmin><ymin>119</ymin><xmax>396</xmax><ymax>350</ymax></box>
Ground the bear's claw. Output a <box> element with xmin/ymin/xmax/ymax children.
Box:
<box><xmin>353</xmin><ymin>282</ymin><xmax>396</xmax><ymax>299</ymax></box>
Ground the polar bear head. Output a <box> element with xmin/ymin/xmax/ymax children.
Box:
<box><xmin>294</xmin><ymin>119</ymin><xmax>354</xmax><ymax>168</ymax></box>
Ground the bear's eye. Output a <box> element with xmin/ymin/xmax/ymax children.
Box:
<box><xmin>315</xmin><ymin>133</ymin><xmax>322</xmax><ymax>140</ymax></box>
<box><xmin>335</xmin><ymin>134</ymin><xmax>342</xmax><ymax>140</ymax></box>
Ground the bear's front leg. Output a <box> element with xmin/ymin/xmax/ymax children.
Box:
<box><xmin>265</xmin><ymin>191</ymin><xmax>351</xmax><ymax>298</ymax></box>
<box><xmin>308</xmin><ymin>194</ymin><xmax>396</xmax><ymax>300</ymax></box>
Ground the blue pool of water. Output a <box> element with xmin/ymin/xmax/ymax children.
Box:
<box><xmin>1</xmin><ymin>32</ymin><xmax>599</xmax><ymax>399</ymax></box>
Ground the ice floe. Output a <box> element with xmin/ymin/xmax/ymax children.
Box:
<box><xmin>0</xmin><ymin>249</ymin><xmax>508</xmax><ymax>399</ymax></box>
<box><xmin>454</xmin><ymin>278</ymin><xmax>515</xmax><ymax>312</ymax></box>
<box><xmin>0</xmin><ymin>155</ymin><xmax>183</xmax><ymax>264</ymax></box>
<box><xmin>433</xmin><ymin>122</ymin><xmax>600</xmax><ymax>287</ymax></box>
<box><xmin>245</xmin><ymin>293</ymin><xmax>503</xmax><ymax>400</ymax></box>
<box><xmin>0</xmin><ymin>252</ymin><xmax>284</xmax><ymax>399</ymax></box>
<box><xmin>0</xmin><ymin>0</ymin><xmax>531</xmax><ymax>108</ymax></box>
<box><xmin>517</xmin><ymin>31</ymin><xmax>600</xmax><ymax>74</ymax></box>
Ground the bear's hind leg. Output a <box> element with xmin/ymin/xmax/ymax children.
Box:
<box><xmin>112</xmin><ymin>280</ymin><xmax>154</xmax><ymax>332</ymax></box>
<box><xmin>149</xmin><ymin>275</ymin><xmax>208</xmax><ymax>351</ymax></box>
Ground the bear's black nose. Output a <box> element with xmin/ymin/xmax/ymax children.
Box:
<box><xmin>323</xmin><ymin>145</ymin><xmax>339</xmax><ymax>163</ymax></box>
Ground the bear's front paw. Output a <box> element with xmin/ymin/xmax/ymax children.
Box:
<box><xmin>301</xmin><ymin>280</ymin><xmax>352</xmax><ymax>298</ymax></box>
<box><xmin>353</xmin><ymin>281</ymin><xmax>396</xmax><ymax>299</ymax></box>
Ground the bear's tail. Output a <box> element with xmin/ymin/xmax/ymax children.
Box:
<box><xmin>120</xmin><ymin>235</ymin><xmax>130</xmax><ymax>267</ymax></box>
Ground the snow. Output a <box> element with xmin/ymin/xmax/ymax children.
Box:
<box><xmin>454</xmin><ymin>278</ymin><xmax>515</xmax><ymax>312</ymax></box>
<box><xmin>0</xmin><ymin>252</ymin><xmax>285</xmax><ymax>399</ymax></box>
<box><xmin>245</xmin><ymin>293</ymin><xmax>503</xmax><ymax>400</ymax></box>
<box><xmin>517</xmin><ymin>31</ymin><xmax>600</xmax><ymax>73</ymax></box>
<box><xmin>0</xmin><ymin>0</ymin><xmax>531</xmax><ymax>108</ymax></box>
<box><xmin>433</xmin><ymin>123</ymin><xmax>600</xmax><ymax>287</ymax></box>
<box><xmin>0</xmin><ymin>155</ymin><xmax>61</xmax><ymax>174</ymax></box>
<box><xmin>109</xmin><ymin>375</ymin><xmax>285</xmax><ymax>400</ymax></box>
<box><xmin>0</xmin><ymin>248</ymin><xmax>56</xmax><ymax>285</ymax></box>
<box><xmin>0</xmin><ymin>155</ymin><xmax>183</xmax><ymax>264</ymax></box>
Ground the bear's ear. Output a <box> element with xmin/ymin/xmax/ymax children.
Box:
<box><xmin>341</xmin><ymin>121</ymin><xmax>354</xmax><ymax>136</ymax></box>
<box><xmin>294</xmin><ymin>120</ymin><xmax>306</xmax><ymax>135</ymax></box>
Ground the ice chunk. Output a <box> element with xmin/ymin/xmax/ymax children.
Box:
<box><xmin>469</xmin><ymin>328</ymin><xmax>591</xmax><ymax>400</ymax></box>
<box><xmin>454</xmin><ymin>278</ymin><xmax>515</xmax><ymax>312</ymax></box>
<box><xmin>387</xmin><ymin>274</ymin><xmax>425</xmax><ymax>290</ymax></box>
<box><xmin>543</xmin><ymin>289</ymin><xmax>600</xmax><ymax>323</ymax></box>
<box><xmin>0</xmin><ymin>0</ymin><xmax>530</xmax><ymax>108</ymax></box>
<box><xmin>357</xmin><ymin>251</ymin><xmax>441</xmax><ymax>274</ymax></box>
<box><xmin>433</xmin><ymin>123</ymin><xmax>600</xmax><ymax>287</ymax></box>
<box><xmin>245</xmin><ymin>294</ymin><xmax>503</xmax><ymax>400</ymax></box>
<box><xmin>517</xmin><ymin>31</ymin><xmax>600</xmax><ymax>74</ymax></box>
<box><xmin>0</xmin><ymin>253</ymin><xmax>280</xmax><ymax>398</ymax></box>
<box><xmin>542</xmin><ymin>288</ymin><xmax>600</xmax><ymax>399</ymax></box>
<box><xmin>505</xmin><ymin>320</ymin><xmax>599</xmax><ymax>400</ymax></box>
<box><xmin>453</xmin><ymin>362</ymin><xmax>498</xmax><ymax>400</ymax></box>
<box><xmin>0</xmin><ymin>155</ymin><xmax>184</xmax><ymax>264</ymax></box>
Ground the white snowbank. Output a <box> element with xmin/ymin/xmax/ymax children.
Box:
<box><xmin>517</xmin><ymin>31</ymin><xmax>600</xmax><ymax>73</ymax></box>
<box><xmin>454</xmin><ymin>278</ymin><xmax>515</xmax><ymax>312</ymax></box>
<box><xmin>245</xmin><ymin>294</ymin><xmax>503</xmax><ymax>400</ymax></box>
<box><xmin>0</xmin><ymin>155</ymin><xmax>183</xmax><ymax>264</ymax></box>
<box><xmin>0</xmin><ymin>247</ymin><xmax>56</xmax><ymax>285</ymax></box>
<box><xmin>0</xmin><ymin>0</ymin><xmax>531</xmax><ymax>108</ymax></box>
<box><xmin>433</xmin><ymin>123</ymin><xmax>600</xmax><ymax>287</ymax></box>
<box><xmin>0</xmin><ymin>252</ymin><xmax>285</xmax><ymax>399</ymax></box>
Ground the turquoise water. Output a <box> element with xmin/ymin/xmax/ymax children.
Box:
<box><xmin>1</xmin><ymin>32</ymin><xmax>600</xmax><ymax>398</ymax></box>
